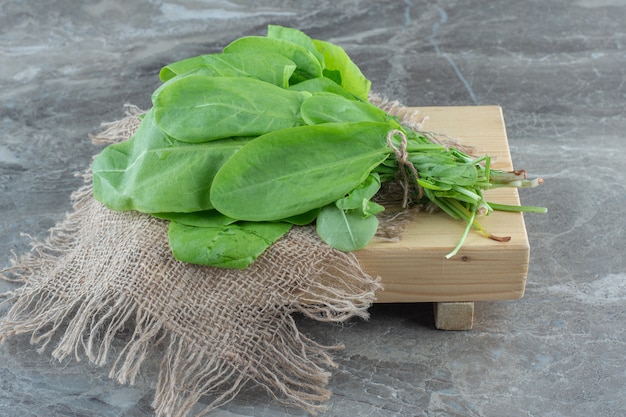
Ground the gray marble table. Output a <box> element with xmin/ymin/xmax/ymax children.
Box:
<box><xmin>1</xmin><ymin>1</ymin><xmax>625</xmax><ymax>416</ymax></box>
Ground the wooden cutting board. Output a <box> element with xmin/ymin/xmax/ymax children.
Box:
<box><xmin>356</xmin><ymin>106</ymin><xmax>530</xmax><ymax>310</ymax></box>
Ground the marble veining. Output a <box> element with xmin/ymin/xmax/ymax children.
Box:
<box><xmin>1</xmin><ymin>0</ymin><xmax>625</xmax><ymax>416</ymax></box>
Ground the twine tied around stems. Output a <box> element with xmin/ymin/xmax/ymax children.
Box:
<box><xmin>386</xmin><ymin>129</ymin><xmax>423</xmax><ymax>208</ymax></box>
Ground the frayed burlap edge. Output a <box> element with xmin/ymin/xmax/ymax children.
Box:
<box><xmin>0</xmin><ymin>95</ymin><xmax>438</xmax><ymax>416</ymax></box>
<box><xmin>0</xmin><ymin>174</ymin><xmax>381</xmax><ymax>416</ymax></box>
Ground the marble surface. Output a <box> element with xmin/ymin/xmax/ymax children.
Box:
<box><xmin>1</xmin><ymin>0</ymin><xmax>625</xmax><ymax>416</ymax></box>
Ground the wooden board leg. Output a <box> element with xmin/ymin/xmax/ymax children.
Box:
<box><xmin>433</xmin><ymin>301</ymin><xmax>474</xmax><ymax>330</ymax></box>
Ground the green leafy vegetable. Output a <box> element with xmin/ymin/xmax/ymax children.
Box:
<box><xmin>315</xmin><ymin>172</ymin><xmax>385</xmax><ymax>251</ymax></box>
<box><xmin>267</xmin><ymin>24</ymin><xmax>324</xmax><ymax>65</ymax></box>
<box><xmin>91</xmin><ymin>24</ymin><xmax>545</xmax><ymax>269</ymax></box>
<box><xmin>209</xmin><ymin>122</ymin><xmax>393</xmax><ymax>221</ymax></box>
<box><xmin>93</xmin><ymin>110</ymin><xmax>252</xmax><ymax>213</ymax></box>
<box><xmin>312</xmin><ymin>38</ymin><xmax>371</xmax><ymax>100</ymax></box>
<box><xmin>159</xmin><ymin>52</ymin><xmax>297</xmax><ymax>88</ymax></box>
<box><xmin>334</xmin><ymin>173</ymin><xmax>384</xmax><ymax>213</ymax></box>
<box><xmin>168</xmin><ymin>220</ymin><xmax>292</xmax><ymax>269</ymax></box>
<box><xmin>288</xmin><ymin>77</ymin><xmax>360</xmax><ymax>99</ymax></box>
<box><xmin>283</xmin><ymin>209</ymin><xmax>321</xmax><ymax>225</ymax></box>
<box><xmin>223</xmin><ymin>36</ymin><xmax>323</xmax><ymax>83</ymax></box>
<box><xmin>301</xmin><ymin>93</ymin><xmax>391</xmax><ymax>125</ymax></box>
<box><xmin>315</xmin><ymin>203</ymin><xmax>379</xmax><ymax>252</ymax></box>
<box><xmin>153</xmin><ymin>75</ymin><xmax>310</xmax><ymax>143</ymax></box>
<box><xmin>153</xmin><ymin>210</ymin><xmax>237</xmax><ymax>228</ymax></box>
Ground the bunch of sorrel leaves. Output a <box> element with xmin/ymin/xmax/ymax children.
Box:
<box><xmin>92</xmin><ymin>25</ymin><xmax>545</xmax><ymax>269</ymax></box>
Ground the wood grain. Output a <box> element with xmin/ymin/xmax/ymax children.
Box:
<box><xmin>357</xmin><ymin>106</ymin><xmax>530</xmax><ymax>303</ymax></box>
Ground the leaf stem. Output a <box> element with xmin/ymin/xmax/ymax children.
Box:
<box><xmin>445</xmin><ymin>208</ymin><xmax>476</xmax><ymax>259</ymax></box>
<box><xmin>487</xmin><ymin>202</ymin><xmax>548</xmax><ymax>214</ymax></box>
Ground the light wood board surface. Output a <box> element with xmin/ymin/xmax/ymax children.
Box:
<box><xmin>356</xmin><ymin>106</ymin><xmax>530</xmax><ymax>303</ymax></box>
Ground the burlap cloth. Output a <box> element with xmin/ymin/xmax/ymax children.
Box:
<box><xmin>0</xmin><ymin>96</ymin><xmax>426</xmax><ymax>416</ymax></box>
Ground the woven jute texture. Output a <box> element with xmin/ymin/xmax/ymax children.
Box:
<box><xmin>0</xmin><ymin>95</ymin><xmax>426</xmax><ymax>416</ymax></box>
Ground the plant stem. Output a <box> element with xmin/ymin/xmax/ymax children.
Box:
<box><xmin>487</xmin><ymin>202</ymin><xmax>548</xmax><ymax>214</ymax></box>
<box><xmin>445</xmin><ymin>208</ymin><xmax>476</xmax><ymax>259</ymax></box>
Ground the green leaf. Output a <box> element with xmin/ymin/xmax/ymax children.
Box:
<box><xmin>315</xmin><ymin>203</ymin><xmax>379</xmax><ymax>252</ymax></box>
<box><xmin>223</xmin><ymin>36</ymin><xmax>323</xmax><ymax>82</ymax></box>
<box><xmin>313</xmin><ymin>39</ymin><xmax>371</xmax><ymax>100</ymax></box>
<box><xmin>210</xmin><ymin>122</ymin><xmax>394</xmax><ymax>221</ymax></box>
<box><xmin>153</xmin><ymin>75</ymin><xmax>310</xmax><ymax>143</ymax></box>
<box><xmin>266</xmin><ymin>25</ymin><xmax>324</xmax><ymax>65</ymax></box>
<box><xmin>362</xmin><ymin>200</ymin><xmax>385</xmax><ymax>217</ymax></box>
<box><xmin>322</xmin><ymin>68</ymin><xmax>342</xmax><ymax>85</ymax></box>
<box><xmin>159</xmin><ymin>52</ymin><xmax>298</xmax><ymax>89</ymax></box>
<box><xmin>288</xmin><ymin>77</ymin><xmax>359</xmax><ymax>99</ymax></box>
<box><xmin>167</xmin><ymin>220</ymin><xmax>292</xmax><ymax>269</ymax></box>
<box><xmin>410</xmin><ymin>153</ymin><xmax>479</xmax><ymax>187</ymax></box>
<box><xmin>301</xmin><ymin>93</ymin><xmax>391</xmax><ymax>125</ymax></box>
<box><xmin>335</xmin><ymin>172</ymin><xmax>382</xmax><ymax>211</ymax></box>
<box><xmin>159</xmin><ymin>55</ymin><xmax>210</xmax><ymax>82</ymax></box>
<box><xmin>152</xmin><ymin>210</ymin><xmax>237</xmax><ymax>228</ymax></box>
<box><xmin>92</xmin><ymin>110</ymin><xmax>251</xmax><ymax>213</ymax></box>
<box><xmin>282</xmin><ymin>208</ymin><xmax>320</xmax><ymax>225</ymax></box>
